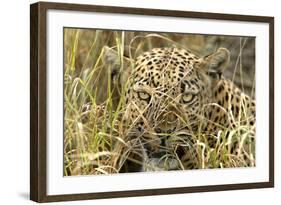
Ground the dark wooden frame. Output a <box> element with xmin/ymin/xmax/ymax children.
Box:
<box><xmin>30</xmin><ymin>1</ymin><xmax>274</xmax><ymax>202</ymax></box>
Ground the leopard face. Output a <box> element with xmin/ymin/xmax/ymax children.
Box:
<box><xmin>122</xmin><ymin>47</ymin><xmax>233</xmax><ymax>170</ymax></box>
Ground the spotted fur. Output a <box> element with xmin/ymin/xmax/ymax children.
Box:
<box><xmin>105</xmin><ymin>46</ymin><xmax>255</xmax><ymax>171</ymax></box>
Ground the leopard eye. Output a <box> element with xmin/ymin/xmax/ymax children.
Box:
<box><xmin>181</xmin><ymin>93</ymin><xmax>194</xmax><ymax>103</ymax></box>
<box><xmin>138</xmin><ymin>91</ymin><xmax>151</xmax><ymax>101</ymax></box>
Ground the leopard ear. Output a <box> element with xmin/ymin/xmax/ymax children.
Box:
<box><xmin>200</xmin><ymin>47</ymin><xmax>230</xmax><ymax>80</ymax></box>
<box><xmin>103</xmin><ymin>46</ymin><xmax>133</xmax><ymax>86</ymax></box>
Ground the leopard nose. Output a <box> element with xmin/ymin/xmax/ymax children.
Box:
<box><xmin>155</xmin><ymin>127</ymin><xmax>173</xmax><ymax>147</ymax></box>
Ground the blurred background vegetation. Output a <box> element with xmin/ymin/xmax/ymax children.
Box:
<box><xmin>64</xmin><ymin>28</ymin><xmax>255</xmax><ymax>176</ymax></box>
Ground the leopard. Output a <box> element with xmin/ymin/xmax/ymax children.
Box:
<box><xmin>104</xmin><ymin>46</ymin><xmax>256</xmax><ymax>172</ymax></box>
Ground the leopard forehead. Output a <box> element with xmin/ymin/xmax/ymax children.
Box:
<box><xmin>131</xmin><ymin>47</ymin><xmax>201</xmax><ymax>90</ymax></box>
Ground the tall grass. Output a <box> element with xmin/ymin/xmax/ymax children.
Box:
<box><xmin>63</xmin><ymin>28</ymin><xmax>255</xmax><ymax>176</ymax></box>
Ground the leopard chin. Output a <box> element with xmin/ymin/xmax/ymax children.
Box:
<box><xmin>142</xmin><ymin>155</ymin><xmax>181</xmax><ymax>171</ymax></box>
